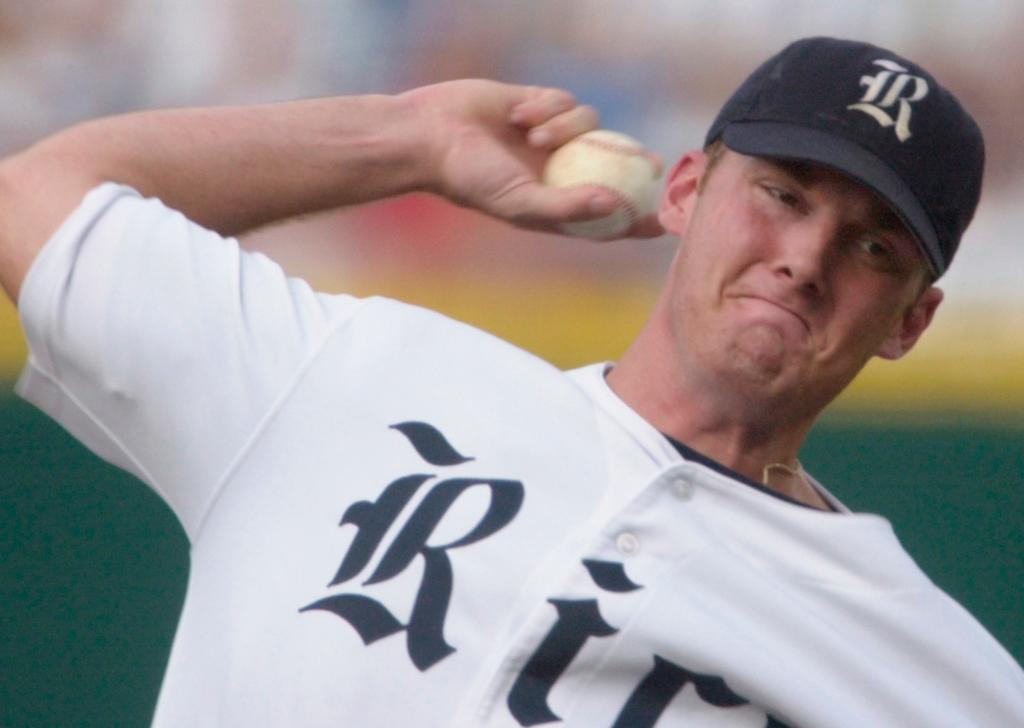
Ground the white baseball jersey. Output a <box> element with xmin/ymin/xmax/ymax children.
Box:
<box><xmin>17</xmin><ymin>184</ymin><xmax>1024</xmax><ymax>727</ymax></box>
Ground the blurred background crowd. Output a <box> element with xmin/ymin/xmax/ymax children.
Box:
<box><xmin>1</xmin><ymin>0</ymin><xmax>1021</xmax><ymax>412</ymax></box>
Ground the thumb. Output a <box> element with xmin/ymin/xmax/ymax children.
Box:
<box><xmin>629</xmin><ymin>213</ymin><xmax>666</xmax><ymax>239</ymax></box>
<box><xmin>493</xmin><ymin>182</ymin><xmax>619</xmax><ymax>232</ymax></box>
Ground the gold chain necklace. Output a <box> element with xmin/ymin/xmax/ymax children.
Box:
<box><xmin>761</xmin><ymin>460</ymin><xmax>833</xmax><ymax>511</ymax></box>
<box><xmin>761</xmin><ymin>460</ymin><xmax>806</xmax><ymax>486</ymax></box>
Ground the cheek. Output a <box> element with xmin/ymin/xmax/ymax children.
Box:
<box><xmin>716</xmin><ymin>199</ymin><xmax>779</xmax><ymax>269</ymax></box>
<box><xmin>828</xmin><ymin>281</ymin><xmax>909</xmax><ymax>356</ymax></box>
<box><xmin>683</xmin><ymin>202</ymin><xmax>765</xmax><ymax>278</ymax></box>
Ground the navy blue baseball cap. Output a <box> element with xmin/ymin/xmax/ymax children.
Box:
<box><xmin>705</xmin><ymin>37</ymin><xmax>985</xmax><ymax>277</ymax></box>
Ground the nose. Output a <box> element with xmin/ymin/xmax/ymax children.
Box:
<box><xmin>771</xmin><ymin>216</ymin><xmax>835</xmax><ymax>297</ymax></box>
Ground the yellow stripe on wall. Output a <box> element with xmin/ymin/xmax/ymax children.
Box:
<box><xmin>836</xmin><ymin>306</ymin><xmax>1024</xmax><ymax>418</ymax></box>
<box><xmin>3</xmin><ymin>274</ymin><xmax>1021</xmax><ymax>420</ymax></box>
<box><xmin>0</xmin><ymin>297</ymin><xmax>26</xmax><ymax>381</ymax></box>
<box><xmin>322</xmin><ymin>271</ymin><xmax>1024</xmax><ymax>421</ymax></box>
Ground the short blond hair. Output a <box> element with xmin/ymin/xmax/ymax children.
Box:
<box><xmin>697</xmin><ymin>139</ymin><xmax>727</xmax><ymax>194</ymax></box>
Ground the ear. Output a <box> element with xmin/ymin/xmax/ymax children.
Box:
<box><xmin>875</xmin><ymin>285</ymin><xmax>943</xmax><ymax>360</ymax></box>
<box><xmin>658</xmin><ymin>150</ymin><xmax>708</xmax><ymax>236</ymax></box>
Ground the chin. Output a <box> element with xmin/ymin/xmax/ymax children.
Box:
<box><xmin>714</xmin><ymin>329</ymin><xmax>818</xmax><ymax>410</ymax></box>
<box><xmin>729</xmin><ymin>326</ymin><xmax>791</xmax><ymax>381</ymax></box>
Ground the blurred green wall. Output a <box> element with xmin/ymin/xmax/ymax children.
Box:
<box><xmin>2</xmin><ymin>391</ymin><xmax>1021</xmax><ymax>727</ymax></box>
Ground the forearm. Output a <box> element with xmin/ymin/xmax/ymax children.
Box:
<box><xmin>0</xmin><ymin>93</ymin><xmax>431</xmax><ymax>301</ymax></box>
<box><xmin>17</xmin><ymin>94</ymin><xmax>426</xmax><ymax>234</ymax></box>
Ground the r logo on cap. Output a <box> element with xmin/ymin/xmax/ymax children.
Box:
<box><xmin>848</xmin><ymin>59</ymin><xmax>930</xmax><ymax>142</ymax></box>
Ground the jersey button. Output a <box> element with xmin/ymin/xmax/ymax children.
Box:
<box><xmin>616</xmin><ymin>532</ymin><xmax>640</xmax><ymax>555</ymax></box>
<box><xmin>670</xmin><ymin>476</ymin><xmax>695</xmax><ymax>501</ymax></box>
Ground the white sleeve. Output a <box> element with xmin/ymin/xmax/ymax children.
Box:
<box><xmin>16</xmin><ymin>183</ymin><xmax>362</xmax><ymax>540</ymax></box>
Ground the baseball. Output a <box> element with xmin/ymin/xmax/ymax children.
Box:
<box><xmin>543</xmin><ymin>129</ymin><xmax>661</xmax><ymax>239</ymax></box>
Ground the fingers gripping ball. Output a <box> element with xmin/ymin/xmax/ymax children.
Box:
<box><xmin>543</xmin><ymin>130</ymin><xmax>661</xmax><ymax>239</ymax></box>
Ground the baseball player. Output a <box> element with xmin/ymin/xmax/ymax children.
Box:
<box><xmin>1</xmin><ymin>37</ymin><xmax>1022</xmax><ymax>726</ymax></box>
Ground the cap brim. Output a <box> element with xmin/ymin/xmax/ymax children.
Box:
<box><xmin>721</xmin><ymin>122</ymin><xmax>943</xmax><ymax>276</ymax></box>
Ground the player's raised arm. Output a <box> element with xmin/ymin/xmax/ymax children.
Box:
<box><xmin>0</xmin><ymin>80</ymin><xmax>660</xmax><ymax>303</ymax></box>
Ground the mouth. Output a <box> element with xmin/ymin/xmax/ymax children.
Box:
<box><xmin>733</xmin><ymin>295</ymin><xmax>811</xmax><ymax>335</ymax></box>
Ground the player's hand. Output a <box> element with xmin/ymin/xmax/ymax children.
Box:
<box><xmin>402</xmin><ymin>80</ymin><xmax>664</xmax><ymax>239</ymax></box>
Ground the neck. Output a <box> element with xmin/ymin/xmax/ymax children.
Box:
<box><xmin>607</xmin><ymin>304</ymin><xmax>828</xmax><ymax>510</ymax></box>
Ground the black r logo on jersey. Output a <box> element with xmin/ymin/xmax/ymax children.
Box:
<box><xmin>508</xmin><ymin>559</ymin><xmax>792</xmax><ymax>727</ymax></box>
<box><xmin>300</xmin><ymin>421</ymin><xmax>524</xmax><ymax>671</ymax></box>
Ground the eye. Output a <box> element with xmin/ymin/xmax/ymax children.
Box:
<box><xmin>762</xmin><ymin>184</ymin><xmax>801</xmax><ymax>208</ymax></box>
<box><xmin>857</xmin><ymin>236</ymin><xmax>894</xmax><ymax>259</ymax></box>
<box><xmin>853</xmin><ymin>235</ymin><xmax>904</xmax><ymax>273</ymax></box>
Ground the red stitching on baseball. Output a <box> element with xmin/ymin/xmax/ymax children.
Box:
<box><xmin>576</xmin><ymin>136</ymin><xmax>644</xmax><ymax>159</ymax></box>
<box><xmin>573</xmin><ymin>135</ymin><xmax>659</xmax><ymax>177</ymax></box>
<box><xmin>571</xmin><ymin>182</ymin><xmax>638</xmax><ymax>230</ymax></box>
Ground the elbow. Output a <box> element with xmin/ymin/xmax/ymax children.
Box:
<box><xmin>0</xmin><ymin>156</ymin><xmax>31</xmax><ymax>303</ymax></box>
<box><xmin>0</xmin><ymin>143</ymin><xmax>94</xmax><ymax>305</ymax></box>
